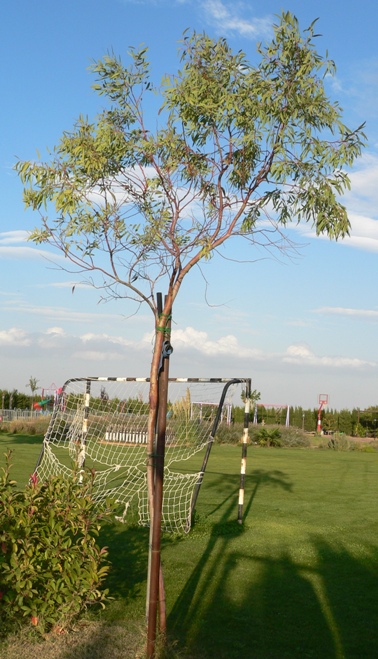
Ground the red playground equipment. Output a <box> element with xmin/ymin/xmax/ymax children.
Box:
<box><xmin>33</xmin><ymin>383</ymin><xmax>63</xmax><ymax>412</ymax></box>
<box><xmin>33</xmin><ymin>398</ymin><xmax>52</xmax><ymax>411</ymax></box>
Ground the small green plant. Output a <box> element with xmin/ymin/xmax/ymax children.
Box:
<box><xmin>255</xmin><ymin>427</ymin><xmax>282</xmax><ymax>447</ymax></box>
<box><xmin>0</xmin><ymin>450</ymin><xmax>114</xmax><ymax>635</ymax></box>
<box><xmin>353</xmin><ymin>422</ymin><xmax>367</xmax><ymax>438</ymax></box>
<box><xmin>327</xmin><ymin>434</ymin><xmax>359</xmax><ymax>451</ymax></box>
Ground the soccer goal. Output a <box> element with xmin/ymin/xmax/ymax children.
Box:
<box><xmin>34</xmin><ymin>376</ymin><xmax>250</xmax><ymax>533</ymax></box>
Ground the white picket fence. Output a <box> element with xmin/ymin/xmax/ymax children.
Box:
<box><xmin>104</xmin><ymin>430</ymin><xmax>148</xmax><ymax>444</ymax></box>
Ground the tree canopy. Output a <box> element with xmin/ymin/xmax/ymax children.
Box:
<box><xmin>17</xmin><ymin>12</ymin><xmax>365</xmax><ymax>333</ymax></box>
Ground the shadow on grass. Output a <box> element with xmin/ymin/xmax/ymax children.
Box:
<box><xmin>168</xmin><ymin>470</ymin><xmax>378</xmax><ymax>658</ymax></box>
<box><xmin>200</xmin><ymin>468</ymin><xmax>293</xmax><ymax>522</ymax></box>
<box><xmin>169</xmin><ymin>470</ymin><xmax>293</xmax><ymax>628</ymax></box>
<box><xmin>98</xmin><ymin>519</ymin><xmax>150</xmax><ymax>612</ymax></box>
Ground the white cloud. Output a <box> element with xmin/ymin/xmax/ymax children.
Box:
<box><xmin>283</xmin><ymin>342</ymin><xmax>374</xmax><ymax>369</ymax></box>
<box><xmin>0</xmin><ymin>230</ymin><xmax>66</xmax><ymax>261</ymax></box>
<box><xmin>287</xmin><ymin>152</ymin><xmax>378</xmax><ymax>253</ymax></box>
<box><xmin>48</xmin><ymin>281</ymin><xmax>93</xmax><ymax>290</ymax></box>
<box><xmin>80</xmin><ymin>332</ymin><xmax>142</xmax><ymax>348</ymax></box>
<box><xmin>0</xmin><ymin>328</ymin><xmax>31</xmax><ymax>347</ymax></box>
<box><xmin>45</xmin><ymin>327</ymin><xmax>66</xmax><ymax>335</ymax></box>
<box><xmin>342</xmin><ymin>154</ymin><xmax>378</xmax><ymax>226</ymax></box>
<box><xmin>0</xmin><ymin>246</ymin><xmax>58</xmax><ymax>261</ymax></box>
<box><xmin>0</xmin><ymin>230</ymin><xmax>30</xmax><ymax>244</ymax></box>
<box><xmin>171</xmin><ymin>327</ymin><xmax>378</xmax><ymax>372</ymax></box>
<box><xmin>72</xmin><ymin>350</ymin><xmax>123</xmax><ymax>361</ymax></box>
<box><xmin>172</xmin><ymin>326</ymin><xmax>265</xmax><ymax>358</ymax></box>
<box><xmin>2</xmin><ymin>300</ymin><xmax>126</xmax><ymax>324</ymax></box>
<box><xmin>314</xmin><ymin>306</ymin><xmax>378</xmax><ymax>319</ymax></box>
<box><xmin>348</xmin><ymin>154</ymin><xmax>378</xmax><ymax>204</ymax></box>
<box><xmin>0</xmin><ymin>323</ymin><xmax>376</xmax><ymax>414</ymax></box>
<box><xmin>164</xmin><ymin>326</ymin><xmax>378</xmax><ymax>371</ymax></box>
<box><xmin>350</xmin><ymin>214</ymin><xmax>378</xmax><ymax>239</ymax></box>
<box><xmin>202</xmin><ymin>0</ymin><xmax>272</xmax><ymax>39</ymax></box>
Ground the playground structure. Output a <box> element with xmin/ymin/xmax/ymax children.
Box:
<box><xmin>33</xmin><ymin>383</ymin><xmax>63</xmax><ymax>413</ymax></box>
<box><xmin>33</xmin><ymin>398</ymin><xmax>53</xmax><ymax>412</ymax></box>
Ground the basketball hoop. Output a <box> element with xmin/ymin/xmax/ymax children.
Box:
<box><xmin>318</xmin><ymin>394</ymin><xmax>328</xmax><ymax>406</ymax></box>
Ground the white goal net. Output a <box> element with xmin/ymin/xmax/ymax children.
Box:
<box><xmin>35</xmin><ymin>377</ymin><xmax>249</xmax><ymax>532</ymax></box>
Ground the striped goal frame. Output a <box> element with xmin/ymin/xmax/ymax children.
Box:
<box><xmin>33</xmin><ymin>376</ymin><xmax>252</xmax><ymax>532</ymax></box>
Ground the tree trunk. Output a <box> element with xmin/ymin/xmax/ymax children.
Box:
<box><xmin>146</xmin><ymin>295</ymin><xmax>172</xmax><ymax>657</ymax></box>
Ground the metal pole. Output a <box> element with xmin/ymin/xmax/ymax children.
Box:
<box><xmin>189</xmin><ymin>378</ymin><xmax>245</xmax><ymax>528</ymax></box>
<box><xmin>33</xmin><ymin>381</ymin><xmax>68</xmax><ymax>475</ymax></box>
<box><xmin>238</xmin><ymin>379</ymin><xmax>251</xmax><ymax>524</ymax></box>
<box><xmin>78</xmin><ymin>379</ymin><xmax>91</xmax><ymax>483</ymax></box>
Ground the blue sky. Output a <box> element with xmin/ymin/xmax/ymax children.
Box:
<box><xmin>1</xmin><ymin>0</ymin><xmax>378</xmax><ymax>410</ymax></box>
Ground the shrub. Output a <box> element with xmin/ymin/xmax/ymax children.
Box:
<box><xmin>358</xmin><ymin>444</ymin><xmax>377</xmax><ymax>453</ymax></box>
<box><xmin>214</xmin><ymin>423</ymin><xmax>311</xmax><ymax>448</ymax></box>
<box><xmin>214</xmin><ymin>422</ymin><xmax>245</xmax><ymax>445</ymax></box>
<box><xmin>0</xmin><ymin>417</ymin><xmax>50</xmax><ymax>436</ymax></box>
<box><xmin>321</xmin><ymin>434</ymin><xmax>378</xmax><ymax>452</ymax></box>
<box><xmin>327</xmin><ymin>435</ymin><xmax>355</xmax><ymax>451</ymax></box>
<box><xmin>275</xmin><ymin>426</ymin><xmax>311</xmax><ymax>448</ymax></box>
<box><xmin>254</xmin><ymin>427</ymin><xmax>282</xmax><ymax>447</ymax></box>
<box><xmin>0</xmin><ymin>450</ymin><xmax>114</xmax><ymax>635</ymax></box>
<box><xmin>250</xmin><ymin>425</ymin><xmax>311</xmax><ymax>448</ymax></box>
<box><xmin>353</xmin><ymin>422</ymin><xmax>367</xmax><ymax>438</ymax></box>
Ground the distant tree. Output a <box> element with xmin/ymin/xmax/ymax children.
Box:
<box><xmin>241</xmin><ymin>388</ymin><xmax>261</xmax><ymax>421</ymax></box>
<box><xmin>26</xmin><ymin>376</ymin><xmax>40</xmax><ymax>410</ymax></box>
<box><xmin>242</xmin><ymin>388</ymin><xmax>261</xmax><ymax>403</ymax></box>
<box><xmin>338</xmin><ymin>409</ymin><xmax>353</xmax><ymax>435</ymax></box>
<box><xmin>322</xmin><ymin>412</ymin><xmax>338</xmax><ymax>433</ymax></box>
<box><xmin>353</xmin><ymin>422</ymin><xmax>366</xmax><ymax>438</ymax></box>
<box><xmin>16</xmin><ymin>12</ymin><xmax>365</xmax><ymax>508</ymax></box>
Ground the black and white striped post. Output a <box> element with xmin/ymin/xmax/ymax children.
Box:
<box><xmin>238</xmin><ymin>379</ymin><xmax>251</xmax><ymax>524</ymax></box>
<box><xmin>78</xmin><ymin>379</ymin><xmax>91</xmax><ymax>483</ymax></box>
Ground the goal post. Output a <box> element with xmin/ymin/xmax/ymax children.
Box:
<box><xmin>189</xmin><ymin>378</ymin><xmax>250</xmax><ymax>526</ymax></box>
<box><xmin>33</xmin><ymin>376</ymin><xmax>252</xmax><ymax>532</ymax></box>
<box><xmin>253</xmin><ymin>403</ymin><xmax>290</xmax><ymax>426</ymax></box>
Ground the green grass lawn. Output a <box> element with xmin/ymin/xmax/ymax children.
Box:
<box><xmin>1</xmin><ymin>434</ymin><xmax>378</xmax><ymax>658</ymax></box>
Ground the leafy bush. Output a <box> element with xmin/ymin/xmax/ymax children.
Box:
<box><xmin>327</xmin><ymin>435</ymin><xmax>356</xmax><ymax>451</ymax></box>
<box><xmin>323</xmin><ymin>434</ymin><xmax>378</xmax><ymax>452</ymax></box>
<box><xmin>353</xmin><ymin>422</ymin><xmax>367</xmax><ymax>438</ymax></box>
<box><xmin>250</xmin><ymin>425</ymin><xmax>311</xmax><ymax>448</ymax></box>
<box><xmin>254</xmin><ymin>427</ymin><xmax>282</xmax><ymax>447</ymax></box>
<box><xmin>277</xmin><ymin>426</ymin><xmax>311</xmax><ymax>448</ymax></box>
<box><xmin>214</xmin><ymin>423</ymin><xmax>311</xmax><ymax>448</ymax></box>
<box><xmin>0</xmin><ymin>450</ymin><xmax>114</xmax><ymax>635</ymax></box>
<box><xmin>358</xmin><ymin>443</ymin><xmax>378</xmax><ymax>453</ymax></box>
<box><xmin>214</xmin><ymin>423</ymin><xmax>245</xmax><ymax>445</ymax></box>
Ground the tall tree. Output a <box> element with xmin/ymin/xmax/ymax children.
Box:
<box><xmin>17</xmin><ymin>12</ymin><xmax>365</xmax><ymax>511</ymax></box>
